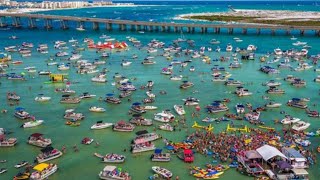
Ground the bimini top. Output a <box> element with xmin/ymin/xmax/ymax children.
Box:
<box><xmin>256</xmin><ymin>145</ymin><xmax>287</xmax><ymax>161</ymax></box>
<box><xmin>103</xmin><ymin>165</ymin><xmax>117</xmax><ymax>172</ymax></box>
<box><xmin>282</xmin><ymin>147</ymin><xmax>306</xmax><ymax>162</ymax></box>
<box><xmin>33</xmin><ymin>163</ymin><xmax>49</xmax><ymax>172</ymax></box>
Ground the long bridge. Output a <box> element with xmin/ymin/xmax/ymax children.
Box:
<box><xmin>1</xmin><ymin>13</ymin><xmax>320</xmax><ymax>36</ymax></box>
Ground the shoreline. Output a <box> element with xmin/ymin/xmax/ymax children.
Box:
<box><xmin>0</xmin><ymin>4</ymin><xmax>158</xmax><ymax>14</ymax></box>
<box><xmin>176</xmin><ymin>9</ymin><xmax>320</xmax><ymax>26</ymax></box>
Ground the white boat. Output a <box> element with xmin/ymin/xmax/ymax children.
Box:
<box><xmin>91</xmin><ymin>121</ymin><xmax>113</xmax><ymax>130</ymax></box>
<box><xmin>100</xmin><ymin>153</ymin><xmax>126</xmax><ymax>163</ymax></box>
<box><xmin>226</xmin><ymin>44</ymin><xmax>233</xmax><ymax>52</ymax></box>
<box><xmin>159</xmin><ymin>123</ymin><xmax>174</xmax><ymax>131</ymax></box>
<box><xmin>295</xmin><ymin>139</ymin><xmax>311</xmax><ymax>147</ymax></box>
<box><xmin>292</xmin><ymin>121</ymin><xmax>310</xmax><ymax>131</ymax></box>
<box><xmin>131</xmin><ymin>142</ymin><xmax>155</xmax><ymax>153</ymax></box>
<box><xmin>121</xmin><ymin>61</ymin><xmax>132</xmax><ymax>66</ymax></box>
<box><xmin>133</xmin><ymin>132</ymin><xmax>159</xmax><ymax>144</ymax></box>
<box><xmin>152</xmin><ymin>166</ymin><xmax>173</xmax><ymax>179</ymax></box>
<box><xmin>22</xmin><ymin>120</ymin><xmax>44</xmax><ymax>128</ymax></box>
<box><xmin>144</xmin><ymin>106</ymin><xmax>158</xmax><ymax>110</ymax></box>
<box><xmin>274</xmin><ymin>48</ymin><xmax>283</xmax><ymax>56</ymax></box>
<box><xmin>91</xmin><ymin>76</ymin><xmax>107</xmax><ymax>83</ymax></box>
<box><xmin>36</xmin><ymin>147</ymin><xmax>63</xmax><ymax>163</ymax></box>
<box><xmin>76</xmin><ymin>25</ymin><xmax>85</xmax><ymax>31</ymax></box>
<box><xmin>89</xmin><ymin>106</ymin><xmax>106</xmax><ymax>113</ymax></box>
<box><xmin>14</xmin><ymin>161</ymin><xmax>28</xmax><ymax>168</ymax></box>
<box><xmin>34</xmin><ymin>95</ymin><xmax>51</xmax><ymax>102</ymax></box>
<box><xmin>170</xmin><ymin>75</ymin><xmax>183</xmax><ymax>81</ymax></box>
<box><xmin>235</xmin><ymin>104</ymin><xmax>245</xmax><ymax>114</ymax></box>
<box><xmin>0</xmin><ymin>168</ymin><xmax>7</xmax><ymax>174</ymax></box>
<box><xmin>146</xmin><ymin>91</ymin><xmax>156</xmax><ymax>98</ymax></box>
<box><xmin>99</xmin><ymin>165</ymin><xmax>130</xmax><ymax>180</ymax></box>
<box><xmin>281</xmin><ymin>116</ymin><xmax>301</xmax><ymax>125</ymax></box>
<box><xmin>173</xmin><ymin>105</ymin><xmax>186</xmax><ymax>115</ymax></box>
<box><xmin>265</xmin><ymin>102</ymin><xmax>282</xmax><ymax>108</ymax></box>
<box><xmin>69</xmin><ymin>54</ymin><xmax>82</xmax><ymax>61</ymax></box>
<box><xmin>30</xmin><ymin>163</ymin><xmax>58</xmax><ymax>180</ymax></box>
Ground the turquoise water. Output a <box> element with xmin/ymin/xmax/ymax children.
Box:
<box><xmin>0</xmin><ymin>1</ymin><xmax>320</xmax><ymax>180</ymax></box>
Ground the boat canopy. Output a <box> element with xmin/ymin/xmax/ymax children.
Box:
<box><xmin>15</xmin><ymin>107</ymin><xmax>25</xmax><ymax>111</ymax></box>
<box><xmin>33</xmin><ymin>163</ymin><xmax>49</xmax><ymax>172</ymax></box>
<box><xmin>106</xmin><ymin>93</ymin><xmax>114</xmax><ymax>96</ymax></box>
<box><xmin>62</xmin><ymin>94</ymin><xmax>70</xmax><ymax>97</ymax></box>
<box><xmin>103</xmin><ymin>165</ymin><xmax>117</xmax><ymax>172</ymax></box>
<box><xmin>281</xmin><ymin>147</ymin><xmax>306</xmax><ymax>161</ymax></box>
<box><xmin>96</xmin><ymin>121</ymin><xmax>103</xmax><ymax>124</ymax></box>
<box><xmin>41</xmin><ymin>146</ymin><xmax>54</xmax><ymax>153</ymax></box>
<box><xmin>154</xmin><ymin>149</ymin><xmax>162</xmax><ymax>154</ymax></box>
<box><xmin>136</xmin><ymin>130</ymin><xmax>148</xmax><ymax>135</ymax></box>
<box><xmin>276</xmin><ymin>161</ymin><xmax>292</xmax><ymax>170</ymax></box>
<box><xmin>30</xmin><ymin>133</ymin><xmax>43</xmax><ymax>138</ymax></box>
<box><xmin>132</xmin><ymin>102</ymin><xmax>141</xmax><ymax>106</ymax></box>
<box><xmin>245</xmin><ymin>150</ymin><xmax>262</xmax><ymax>159</ymax></box>
<box><xmin>256</xmin><ymin>145</ymin><xmax>287</xmax><ymax>161</ymax></box>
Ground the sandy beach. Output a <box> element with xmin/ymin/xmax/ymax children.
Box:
<box><xmin>177</xmin><ymin>9</ymin><xmax>320</xmax><ymax>22</ymax></box>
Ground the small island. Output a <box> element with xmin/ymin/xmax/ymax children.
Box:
<box><xmin>179</xmin><ymin>9</ymin><xmax>320</xmax><ymax>26</ymax></box>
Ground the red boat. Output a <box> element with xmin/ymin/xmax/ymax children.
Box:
<box><xmin>184</xmin><ymin>149</ymin><xmax>194</xmax><ymax>163</ymax></box>
<box><xmin>81</xmin><ymin>137</ymin><xmax>94</xmax><ymax>145</ymax></box>
<box><xmin>12</xmin><ymin>61</ymin><xmax>23</xmax><ymax>65</ymax></box>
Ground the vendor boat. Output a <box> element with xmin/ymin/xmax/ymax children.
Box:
<box><xmin>21</xmin><ymin>120</ymin><xmax>43</xmax><ymax>128</ymax></box>
<box><xmin>27</xmin><ymin>133</ymin><xmax>52</xmax><ymax>148</ymax></box>
<box><xmin>173</xmin><ymin>105</ymin><xmax>186</xmax><ymax>115</ymax></box>
<box><xmin>101</xmin><ymin>153</ymin><xmax>126</xmax><ymax>163</ymax></box>
<box><xmin>30</xmin><ymin>163</ymin><xmax>58</xmax><ymax>180</ymax></box>
<box><xmin>36</xmin><ymin>146</ymin><xmax>63</xmax><ymax>163</ymax></box>
<box><xmin>113</xmin><ymin>121</ymin><xmax>135</xmax><ymax>132</ymax></box>
<box><xmin>159</xmin><ymin>123</ymin><xmax>174</xmax><ymax>131</ymax></box>
<box><xmin>281</xmin><ymin>116</ymin><xmax>300</xmax><ymax>125</ymax></box>
<box><xmin>131</xmin><ymin>142</ymin><xmax>155</xmax><ymax>153</ymax></box>
<box><xmin>98</xmin><ymin>165</ymin><xmax>131</xmax><ymax>180</ymax></box>
<box><xmin>89</xmin><ymin>106</ymin><xmax>106</xmax><ymax>113</ymax></box>
<box><xmin>292</xmin><ymin>121</ymin><xmax>310</xmax><ymax>131</ymax></box>
<box><xmin>91</xmin><ymin>121</ymin><xmax>113</xmax><ymax>130</ymax></box>
<box><xmin>152</xmin><ymin>166</ymin><xmax>173</xmax><ymax>179</ymax></box>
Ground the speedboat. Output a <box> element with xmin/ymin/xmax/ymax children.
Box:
<box><xmin>64</xmin><ymin>110</ymin><xmax>85</xmax><ymax>120</ymax></box>
<box><xmin>81</xmin><ymin>137</ymin><xmax>94</xmax><ymax>145</ymax></box>
<box><xmin>295</xmin><ymin>139</ymin><xmax>311</xmax><ymax>147</ymax></box>
<box><xmin>292</xmin><ymin>121</ymin><xmax>310</xmax><ymax>131</ymax></box>
<box><xmin>170</xmin><ymin>75</ymin><xmax>183</xmax><ymax>81</ymax></box>
<box><xmin>235</xmin><ymin>87</ymin><xmax>252</xmax><ymax>96</ymax></box>
<box><xmin>99</xmin><ymin>165</ymin><xmax>130</xmax><ymax>180</ymax></box>
<box><xmin>183</xmin><ymin>97</ymin><xmax>200</xmax><ymax>106</ymax></box>
<box><xmin>13</xmin><ymin>172</ymin><xmax>30</xmax><ymax>179</ymax></box>
<box><xmin>152</xmin><ymin>166</ymin><xmax>173</xmax><ymax>179</ymax></box>
<box><xmin>173</xmin><ymin>105</ymin><xmax>186</xmax><ymax>115</ymax></box>
<box><xmin>27</xmin><ymin>133</ymin><xmax>52</xmax><ymax>148</ymax></box>
<box><xmin>79</xmin><ymin>92</ymin><xmax>96</xmax><ymax>99</ymax></box>
<box><xmin>159</xmin><ymin>123</ymin><xmax>174</xmax><ymax>131</ymax></box>
<box><xmin>105</xmin><ymin>94</ymin><xmax>121</xmax><ymax>104</ymax></box>
<box><xmin>265</xmin><ymin>102</ymin><xmax>282</xmax><ymax>108</ymax></box>
<box><xmin>76</xmin><ymin>25</ymin><xmax>85</xmax><ymax>31</ymax></box>
<box><xmin>151</xmin><ymin>151</ymin><xmax>171</xmax><ymax>162</ymax></box>
<box><xmin>121</xmin><ymin>61</ymin><xmax>132</xmax><ymax>66</ymax></box>
<box><xmin>91</xmin><ymin>121</ymin><xmax>113</xmax><ymax>130</ymax></box>
<box><xmin>34</xmin><ymin>94</ymin><xmax>51</xmax><ymax>102</ymax></box>
<box><xmin>144</xmin><ymin>106</ymin><xmax>158</xmax><ymax>110</ymax></box>
<box><xmin>130</xmin><ymin>103</ymin><xmax>146</xmax><ymax>114</ymax></box>
<box><xmin>180</xmin><ymin>81</ymin><xmax>194</xmax><ymax>89</ymax></box>
<box><xmin>7</xmin><ymin>92</ymin><xmax>20</xmax><ymax>101</ymax></box>
<box><xmin>0</xmin><ymin>168</ymin><xmax>7</xmax><ymax>174</ymax></box>
<box><xmin>226</xmin><ymin>44</ymin><xmax>233</xmax><ymax>52</ymax></box>
<box><xmin>146</xmin><ymin>91</ymin><xmax>156</xmax><ymax>98</ymax></box>
<box><xmin>225</xmin><ymin>78</ymin><xmax>242</xmax><ymax>86</ymax></box>
<box><xmin>266</xmin><ymin>86</ymin><xmax>285</xmax><ymax>94</ymax></box>
<box><xmin>119</xmin><ymin>91</ymin><xmax>132</xmax><ymax>98</ymax></box>
<box><xmin>262</xmin><ymin>80</ymin><xmax>281</xmax><ymax>87</ymax></box>
<box><xmin>154</xmin><ymin>110</ymin><xmax>175</xmax><ymax>122</ymax></box>
<box><xmin>21</xmin><ymin>120</ymin><xmax>44</xmax><ymax>128</ymax></box>
<box><xmin>30</xmin><ymin>163</ymin><xmax>58</xmax><ymax>180</ymax></box>
<box><xmin>129</xmin><ymin>116</ymin><xmax>152</xmax><ymax>126</ymax></box>
<box><xmin>89</xmin><ymin>106</ymin><xmax>106</xmax><ymax>113</ymax></box>
<box><xmin>36</xmin><ymin>146</ymin><xmax>63</xmax><ymax>163</ymax></box>
<box><xmin>281</xmin><ymin>116</ymin><xmax>300</xmax><ymax>125</ymax></box>
<box><xmin>14</xmin><ymin>161</ymin><xmax>28</xmax><ymax>168</ymax></box>
<box><xmin>202</xmin><ymin>117</ymin><xmax>218</xmax><ymax>123</ymax></box>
